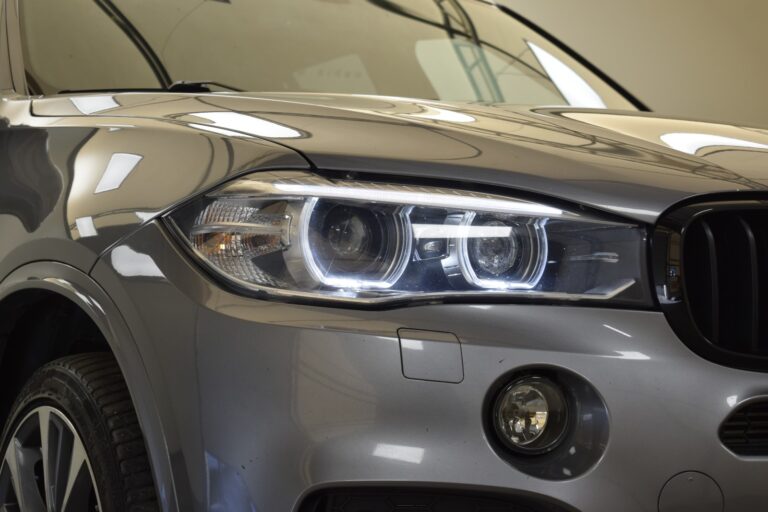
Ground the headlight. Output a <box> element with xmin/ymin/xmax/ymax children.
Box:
<box><xmin>166</xmin><ymin>171</ymin><xmax>650</xmax><ymax>305</ymax></box>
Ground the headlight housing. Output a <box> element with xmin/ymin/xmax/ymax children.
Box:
<box><xmin>167</xmin><ymin>171</ymin><xmax>650</xmax><ymax>306</ymax></box>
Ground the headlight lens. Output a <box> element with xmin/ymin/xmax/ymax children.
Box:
<box><xmin>167</xmin><ymin>171</ymin><xmax>650</xmax><ymax>305</ymax></box>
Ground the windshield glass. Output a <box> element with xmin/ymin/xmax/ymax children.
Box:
<box><xmin>20</xmin><ymin>0</ymin><xmax>635</xmax><ymax>109</ymax></box>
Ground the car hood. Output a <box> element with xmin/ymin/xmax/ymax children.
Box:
<box><xmin>33</xmin><ymin>92</ymin><xmax>768</xmax><ymax>223</ymax></box>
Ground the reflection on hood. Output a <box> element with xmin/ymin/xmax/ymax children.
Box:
<box><xmin>0</xmin><ymin>126</ymin><xmax>63</xmax><ymax>232</ymax></box>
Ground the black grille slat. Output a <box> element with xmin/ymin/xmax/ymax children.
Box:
<box><xmin>721</xmin><ymin>400</ymin><xmax>768</xmax><ymax>455</ymax></box>
<box><xmin>703</xmin><ymin>220</ymin><xmax>720</xmax><ymax>342</ymax></box>
<box><xmin>683</xmin><ymin>220</ymin><xmax>719</xmax><ymax>342</ymax></box>
<box><xmin>738</xmin><ymin>217</ymin><xmax>760</xmax><ymax>352</ymax></box>
<box><xmin>682</xmin><ymin>209</ymin><xmax>768</xmax><ymax>358</ymax></box>
<box><xmin>701</xmin><ymin>220</ymin><xmax>720</xmax><ymax>343</ymax></box>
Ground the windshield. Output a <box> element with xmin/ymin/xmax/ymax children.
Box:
<box><xmin>20</xmin><ymin>0</ymin><xmax>635</xmax><ymax>109</ymax></box>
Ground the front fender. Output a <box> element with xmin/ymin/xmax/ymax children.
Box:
<box><xmin>0</xmin><ymin>261</ymin><xmax>185</xmax><ymax>512</ymax></box>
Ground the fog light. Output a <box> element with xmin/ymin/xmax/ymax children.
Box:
<box><xmin>493</xmin><ymin>376</ymin><xmax>568</xmax><ymax>454</ymax></box>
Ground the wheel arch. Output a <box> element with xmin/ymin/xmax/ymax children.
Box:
<box><xmin>0</xmin><ymin>260</ymin><xmax>180</xmax><ymax>512</ymax></box>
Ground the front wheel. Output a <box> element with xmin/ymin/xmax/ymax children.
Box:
<box><xmin>0</xmin><ymin>353</ymin><xmax>159</xmax><ymax>512</ymax></box>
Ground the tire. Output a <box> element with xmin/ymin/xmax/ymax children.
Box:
<box><xmin>0</xmin><ymin>353</ymin><xmax>159</xmax><ymax>512</ymax></box>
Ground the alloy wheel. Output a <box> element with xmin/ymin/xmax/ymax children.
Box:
<box><xmin>0</xmin><ymin>405</ymin><xmax>102</xmax><ymax>512</ymax></box>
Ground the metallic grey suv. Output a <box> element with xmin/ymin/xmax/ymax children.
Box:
<box><xmin>1</xmin><ymin>1</ymin><xmax>767</xmax><ymax>511</ymax></box>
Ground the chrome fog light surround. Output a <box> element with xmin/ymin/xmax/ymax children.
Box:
<box><xmin>493</xmin><ymin>375</ymin><xmax>569</xmax><ymax>455</ymax></box>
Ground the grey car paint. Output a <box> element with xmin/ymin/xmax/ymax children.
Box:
<box><xmin>3</xmin><ymin>1</ymin><xmax>768</xmax><ymax>511</ymax></box>
<box><xmin>92</xmin><ymin>220</ymin><xmax>768</xmax><ymax>511</ymax></box>
<box><xmin>30</xmin><ymin>92</ymin><xmax>768</xmax><ymax>225</ymax></box>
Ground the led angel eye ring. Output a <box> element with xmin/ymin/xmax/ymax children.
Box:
<box><xmin>456</xmin><ymin>212</ymin><xmax>548</xmax><ymax>290</ymax></box>
<box><xmin>285</xmin><ymin>197</ymin><xmax>413</xmax><ymax>289</ymax></box>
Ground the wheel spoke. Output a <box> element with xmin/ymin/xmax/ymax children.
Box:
<box><xmin>41</xmin><ymin>408</ymin><xmax>81</xmax><ymax>512</ymax></box>
<box><xmin>3</xmin><ymin>438</ymin><xmax>45</xmax><ymax>512</ymax></box>
<box><xmin>60</xmin><ymin>436</ymin><xmax>92</xmax><ymax>512</ymax></box>
<box><xmin>0</xmin><ymin>456</ymin><xmax>20</xmax><ymax>511</ymax></box>
<box><xmin>38</xmin><ymin>408</ymin><xmax>53</xmax><ymax>510</ymax></box>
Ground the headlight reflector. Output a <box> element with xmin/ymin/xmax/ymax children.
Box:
<box><xmin>168</xmin><ymin>171</ymin><xmax>649</xmax><ymax>305</ymax></box>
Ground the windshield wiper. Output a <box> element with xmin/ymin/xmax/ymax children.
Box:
<box><xmin>58</xmin><ymin>81</ymin><xmax>244</xmax><ymax>95</ymax></box>
<box><xmin>166</xmin><ymin>80</ymin><xmax>243</xmax><ymax>93</ymax></box>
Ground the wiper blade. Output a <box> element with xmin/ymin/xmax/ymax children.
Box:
<box><xmin>58</xmin><ymin>81</ymin><xmax>243</xmax><ymax>95</ymax></box>
<box><xmin>167</xmin><ymin>80</ymin><xmax>243</xmax><ymax>92</ymax></box>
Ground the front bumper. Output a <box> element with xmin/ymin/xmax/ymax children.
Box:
<box><xmin>92</xmin><ymin>221</ymin><xmax>768</xmax><ymax>512</ymax></box>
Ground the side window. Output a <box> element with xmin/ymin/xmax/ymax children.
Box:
<box><xmin>20</xmin><ymin>0</ymin><xmax>160</xmax><ymax>94</ymax></box>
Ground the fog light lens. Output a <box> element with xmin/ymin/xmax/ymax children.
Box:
<box><xmin>494</xmin><ymin>376</ymin><xmax>568</xmax><ymax>454</ymax></box>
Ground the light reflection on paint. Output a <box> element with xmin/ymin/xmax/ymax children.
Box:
<box><xmin>660</xmin><ymin>132</ymin><xmax>768</xmax><ymax>155</ymax></box>
<box><xmin>409</xmin><ymin>105</ymin><xmax>476</xmax><ymax>123</ymax></box>
<box><xmin>400</xmin><ymin>339</ymin><xmax>424</xmax><ymax>352</ymax></box>
<box><xmin>70</xmin><ymin>95</ymin><xmax>119</xmax><ymax>114</ymax></box>
<box><xmin>603</xmin><ymin>324</ymin><xmax>632</xmax><ymax>338</ymax></box>
<box><xmin>75</xmin><ymin>216</ymin><xmax>98</xmax><ymax>238</ymax></box>
<box><xmin>372</xmin><ymin>443</ymin><xmax>425</xmax><ymax>464</ymax></box>
<box><xmin>111</xmin><ymin>246</ymin><xmax>164</xmax><ymax>278</ymax></box>
<box><xmin>596</xmin><ymin>205</ymin><xmax>658</xmax><ymax>219</ymax></box>
<box><xmin>188</xmin><ymin>123</ymin><xmax>247</xmax><ymax>138</ymax></box>
<box><xmin>191</xmin><ymin>112</ymin><xmax>302</xmax><ymax>138</ymax></box>
<box><xmin>612</xmin><ymin>351</ymin><xmax>650</xmax><ymax>360</ymax></box>
<box><xmin>94</xmin><ymin>153</ymin><xmax>143</xmax><ymax>193</ymax></box>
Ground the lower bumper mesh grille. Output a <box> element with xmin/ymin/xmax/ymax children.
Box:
<box><xmin>299</xmin><ymin>488</ymin><xmax>571</xmax><ymax>512</ymax></box>
<box><xmin>720</xmin><ymin>400</ymin><xmax>768</xmax><ymax>456</ymax></box>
